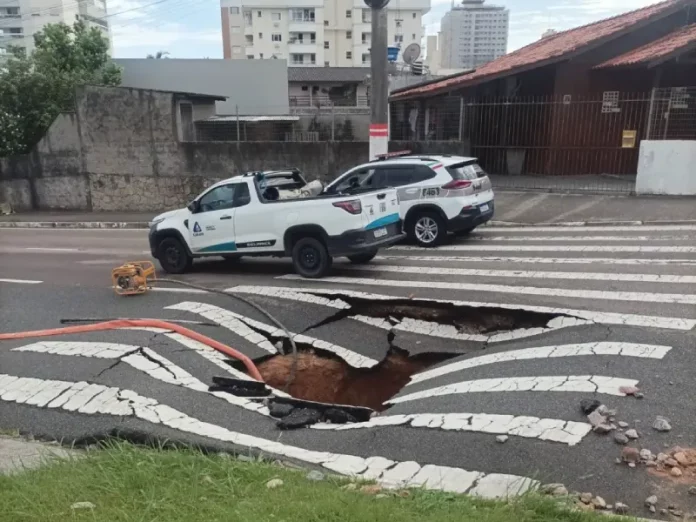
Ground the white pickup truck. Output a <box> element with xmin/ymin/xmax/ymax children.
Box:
<box><xmin>148</xmin><ymin>169</ymin><xmax>404</xmax><ymax>278</ymax></box>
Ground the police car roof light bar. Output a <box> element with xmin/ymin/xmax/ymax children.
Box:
<box><xmin>374</xmin><ymin>150</ymin><xmax>412</xmax><ymax>161</ymax></box>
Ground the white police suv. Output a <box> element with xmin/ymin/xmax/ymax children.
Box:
<box><xmin>324</xmin><ymin>152</ymin><xmax>494</xmax><ymax>247</ymax></box>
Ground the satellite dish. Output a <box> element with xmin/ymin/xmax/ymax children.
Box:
<box><xmin>402</xmin><ymin>43</ymin><xmax>421</xmax><ymax>65</ymax></box>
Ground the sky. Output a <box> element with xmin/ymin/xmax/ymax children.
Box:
<box><xmin>107</xmin><ymin>0</ymin><xmax>662</xmax><ymax>59</ymax></box>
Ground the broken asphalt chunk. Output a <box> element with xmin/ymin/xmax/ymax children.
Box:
<box><xmin>276</xmin><ymin>408</ymin><xmax>322</xmax><ymax>430</ymax></box>
<box><xmin>580</xmin><ymin>399</ymin><xmax>601</xmax><ymax>415</ymax></box>
<box><xmin>268</xmin><ymin>402</ymin><xmax>294</xmax><ymax>418</ymax></box>
<box><xmin>653</xmin><ymin>416</ymin><xmax>672</xmax><ymax>432</ymax></box>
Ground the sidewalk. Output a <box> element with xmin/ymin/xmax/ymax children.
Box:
<box><xmin>0</xmin><ymin>436</ymin><xmax>77</xmax><ymax>475</ymax></box>
<box><xmin>1</xmin><ymin>192</ymin><xmax>696</xmax><ymax>228</ymax></box>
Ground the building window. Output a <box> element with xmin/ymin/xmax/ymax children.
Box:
<box><xmin>362</xmin><ymin>53</ymin><xmax>370</xmax><ymax>65</ymax></box>
<box><xmin>412</xmin><ymin>12</ymin><xmax>416</xmax><ymax>18</ymax></box>
<box><xmin>272</xmin><ymin>12</ymin><xmax>281</xmax><ymax>20</ymax></box>
<box><xmin>362</xmin><ymin>9</ymin><xmax>371</xmax><ymax>23</ymax></box>
<box><xmin>291</xmin><ymin>54</ymin><xmax>304</xmax><ymax>64</ymax></box>
<box><xmin>324</xmin><ymin>41</ymin><xmax>329</xmax><ymax>49</ymax></box>
<box><xmin>243</xmin><ymin>11</ymin><xmax>252</xmax><ymax>24</ymax></box>
<box><xmin>232</xmin><ymin>46</ymin><xmax>242</xmax><ymax>54</ymax></box>
<box><xmin>259</xmin><ymin>53</ymin><xmax>263</xmax><ymax>58</ymax></box>
<box><xmin>231</xmin><ymin>26</ymin><xmax>240</xmax><ymax>33</ymax></box>
<box><xmin>257</xmin><ymin>10</ymin><xmax>261</xmax><ymax>17</ymax></box>
<box><xmin>396</xmin><ymin>20</ymin><xmax>401</xmax><ymax>27</ymax></box>
<box><xmin>247</xmin><ymin>55</ymin><xmax>254</xmax><ymax>59</ymax></box>
<box><xmin>346</xmin><ymin>30</ymin><xmax>352</xmax><ymax>39</ymax></box>
<box><xmin>258</xmin><ymin>32</ymin><xmax>262</xmax><ymax>38</ymax></box>
<box><xmin>245</xmin><ymin>35</ymin><xmax>253</xmax><ymax>44</ymax></box>
<box><xmin>229</xmin><ymin>6</ymin><xmax>239</xmax><ymax>14</ymax></box>
<box><xmin>412</xmin><ymin>33</ymin><xmax>416</xmax><ymax>39</ymax></box>
<box><xmin>362</xmin><ymin>32</ymin><xmax>369</xmax><ymax>44</ymax></box>
<box><xmin>324</xmin><ymin>20</ymin><xmax>329</xmax><ymax>26</ymax></box>
<box><xmin>346</xmin><ymin>51</ymin><xmax>352</xmax><ymax>59</ymax></box>
<box><xmin>291</xmin><ymin>8</ymin><xmax>315</xmax><ymax>22</ymax></box>
<box><xmin>324</xmin><ymin>61</ymin><xmax>329</xmax><ymax>66</ymax></box>
<box><xmin>309</xmin><ymin>53</ymin><xmax>316</xmax><ymax>64</ymax></box>
<box><xmin>272</xmin><ymin>33</ymin><xmax>282</xmax><ymax>41</ymax></box>
<box><xmin>394</xmin><ymin>34</ymin><xmax>403</xmax><ymax>43</ymax></box>
<box><xmin>301</xmin><ymin>85</ymin><xmax>309</xmax><ymax>91</ymax></box>
<box><xmin>346</xmin><ymin>9</ymin><xmax>351</xmax><ymax>18</ymax></box>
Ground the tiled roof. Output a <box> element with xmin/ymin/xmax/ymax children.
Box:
<box><xmin>595</xmin><ymin>23</ymin><xmax>696</xmax><ymax>68</ymax></box>
<box><xmin>391</xmin><ymin>0</ymin><xmax>691</xmax><ymax>100</ymax></box>
<box><xmin>288</xmin><ymin>67</ymin><xmax>370</xmax><ymax>83</ymax></box>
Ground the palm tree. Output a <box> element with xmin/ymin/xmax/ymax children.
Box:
<box><xmin>146</xmin><ymin>51</ymin><xmax>169</xmax><ymax>59</ymax></box>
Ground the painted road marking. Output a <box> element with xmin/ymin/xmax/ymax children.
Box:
<box><xmin>312</xmin><ymin>413</ymin><xmax>592</xmax><ymax>446</ymax></box>
<box><xmin>0</xmin><ymin>373</ymin><xmax>536</xmax><ymax>497</ymax></box>
<box><xmin>167</xmin><ymin>302</ymin><xmax>379</xmax><ymax>368</ymax></box>
<box><xmin>463</xmin><ymin>235</ymin><xmax>694</xmax><ymax>242</ymax></box>
<box><xmin>277</xmin><ymin>275</ymin><xmax>696</xmax><ymax>305</ymax></box>
<box><xmin>151</xmin><ymin>287</ymin><xmax>210</xmax><ymax>294</ymax></box>
<box><xmin>0</xmin><ymin>278</ymin><xmax>43</xmax><ymax>284</ymax></box>
<box><xmin>388</xmin><ymin>376</ymin><xmax>639</xmax><ymax>405</ymax></box>
<box><xmin>392</xmin><ymin>245</ymin><xmax>696</xmax><ymax>253</ymax></box>
<box><xmin>11</xmin><ymin>341</ymin><xmax>273</xmax><ymax>414</ymax></box>
<box><xmin>342</xmin><ymin>264</ymin><xmax>696</xmax><ymax>284</ymax></box>
<box><xmin>482</xmin><ymin>225</ymin><xmax>696</xmax><ymax>232</ymax></box>
<box><xmin>408</xmin><ymin>342</ymin><xmax>671</xmax><ymax>386</ymax></box>
<box><xmin>232</xmin><ymin>285</ymin><xmax>696</xmax><ymax>331</ymax></box>
<box><xmin>24</xmin><ymin>247</ymin><xmax>79</xmax><ymax>252</ymax></box>
<box><xmin>376</xmin><ymin>255</ymin><xmax>696</xmax><ymax>266</ymax></box>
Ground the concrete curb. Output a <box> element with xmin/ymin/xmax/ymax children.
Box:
<box><xmin>0</xmin><ymin>221</ymin><xmax>149</xmax><ymax>229</ymax></box>
<box><xmin>2</xmin><ymin>219</ymin><xmax>696</xmax><ymax>230</ymax></box>
<box><xmin>484</xmin><ymin>219</ymin><xmax>696</xmax><ymax>227</ymax></box>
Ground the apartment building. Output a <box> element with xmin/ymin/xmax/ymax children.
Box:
<box><xmin>0</xmin><ymin>0</ymin><xmax>111</xmax><ymax>59</ymax></box>
<box><xmin>439</xmin><ymin>0</ymin><xmax>508</xmax><ymax>70</ymax></box>
<box><xmin>220</xmin><ymin>0</ymin><xmax>430</xmax><ymax>67</ymax></box>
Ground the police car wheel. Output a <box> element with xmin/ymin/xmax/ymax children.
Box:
<box><xmin>409</xmin><ymin>212</ymin><xmax>446</xmax><ymax>248</ymax></box>
<box><xmin>157</xmin><ymin>237</ymin><xmax>193</xmax><ymax>274</ymax></box>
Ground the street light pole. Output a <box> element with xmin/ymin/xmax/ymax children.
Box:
<box><xmin>367</xmin><ymin>0</ymin><xmax>390</xmax><ymax>159</ymax></box>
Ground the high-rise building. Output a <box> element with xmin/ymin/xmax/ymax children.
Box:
<box><xmin>439</xmin><ymin>0</ymin><xmax>508</xmax><ymax>70</ymax></box>
<box><xmin>0</xmin><ymin>0</ymin><xmax>111</xmax><ymax>60</ymax></box>
<box><xmin>220</xmin><ymin>0</ymin><xmax>430</xmax><ymax>67</ymax></box>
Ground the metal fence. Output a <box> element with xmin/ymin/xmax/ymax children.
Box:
<box><xmin>389</xmin><ymin>87</ymin><xmax>696</xmax><ymax>193</ymax></box>
<box><xmin>289</xmin><ymin>95</ymin><xmax>370</xmax><ymax>108</ymax></box>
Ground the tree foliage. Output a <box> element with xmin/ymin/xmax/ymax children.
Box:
<box><xmin>0</xmin><ymin>21</ymin><xmax>121</xmax><ymax>156</ymax></box>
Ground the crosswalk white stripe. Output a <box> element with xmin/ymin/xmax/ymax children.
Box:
<box><xmin>408</xmin><ymin>342</ymin><xmax>671</xmax><ymax>386</ymax></box>
<box><xmin>0</xmin><ymin>372</ymin><xmax>537</xmax><ymax>497</ymax></box>
<box><xmin>388</xmin><ymin>375</ymin><xmax>639</xmax><ymax>405</ymax></box>
<box><xmin>464</xmin><ymin>235</ymin><xmax>692</xmax><ymax>242</ymax></box>
<box><xmin>312</xmin><ymin>413</ymin><xmax>592</xmax><ymax>446</ymax></box>
<box><xmin>376</xmin><ymin>255</ymin><xmax>696</xmax><ymax>266</ymax></box>
<box><xmin>341</xmin><ymin>264</ymin><xmax>696</xmax><ymax>284</ymax></box>
<box><xmin>393</xmin><ymin>245</ymin><xmax>696</xmax><ymax>253</ymax></box>
<box><xmin>232</xmin><ymin>285</ymin><xmax>696</xmax><ymax>330</ymax></box>
<box><xmin>276</xmin><ymin>275</ymin><xmax>696</xmax><ymax>305</ymax></box>
<box><xmin>482</xmin><ymin>225</ymin><xmax>696</xmax><ymax>232</ymax></box>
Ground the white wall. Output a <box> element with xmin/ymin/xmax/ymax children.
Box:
<box><xmin>636</xmin><ymin>140</ymin><xmax>696</xmax><ymax>196</ymax></box>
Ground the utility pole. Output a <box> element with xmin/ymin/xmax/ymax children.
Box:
<box><xmin>366</xmin><ymin>0</ymin><xmax>390</xmax><ymax>159</ymax></box>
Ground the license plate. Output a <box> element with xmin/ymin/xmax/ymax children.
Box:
<box><xmin>373</xmin><ymin>227</ymin><xmax>388</xmax><ymax>238</ymax></box>
<box><xmin>480</xmin><ymin>204</ymin><xmax>490</xmax><ymax>213</ymax></box>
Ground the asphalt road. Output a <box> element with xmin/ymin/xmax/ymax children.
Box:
<box><xmin>1</xmin><ymin>225</ymin><xmax>696</xmax><ymax>515</ymax></box>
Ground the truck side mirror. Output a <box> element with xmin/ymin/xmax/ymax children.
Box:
<box><xmin>187</xmin><ymin>201</ymin><xmax>200</xmax><ymax>213</ymax></box>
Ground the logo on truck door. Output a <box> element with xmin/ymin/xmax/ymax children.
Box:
<box><xmin>192</xmin><ymin>222</ymin><xmax>204</xmax><ymax>237</ymax></box>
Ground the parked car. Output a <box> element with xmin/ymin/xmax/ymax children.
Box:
<box><xmin>323</xmin><ymin>152</ymin><xmax>494</xmax><ymax>247</ymax></box>
<box><xmin>148</xmin><ymin>169</ymin><xmax>404</xmax><ymax>278</ymax></box>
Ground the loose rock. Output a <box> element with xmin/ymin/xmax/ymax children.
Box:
<box><xmin>587</xmin><ymin>410</ymin><xmax>607</xmax><ymax>427</ymax></box>
<box><xmin>628</xmin><ymin>462</ymin><xmax>636</xmax><ymax>468</ymax></box>
<box><xmin>496</xmin><ymin>435</ymin><xmax>509</xmax><ymax>443</ymax></box>
<box><xmin>625</xmin><ymin>429</ymin><xmax>639</xmax><ymax>440</ymax></box>
<box><xmin>665</xmin><ymin>458</ymin><xmax>679</xmax><ymax>468</ymax></box>
<box><xmin>341</xmin><ymin>483</ymin><xmax>358</xmax><ymax>491</ymax></box>
<box><xmin>592</xmin><ymin>496</ymin><xmax>607</xmax><ymax>509</ymax></box>
<box><xmin>645</xmin><ymin>461</ymin><xmax>657</xmax><ymax>468</ymax></box>
<box><xmin>593</xmin><ymin>423</ymin><xmax>614</xmax><ymax>434</ymax></box>
<box><xmin>639</xmin><ymin>449</ymin><xmax>653</xmax><ymax>461</ymax></box>
<box><xmin>306</xmin><ymin>470</ymin><xmax>325</xmax><ymax>481</ymax></box>
<box><xmin>580</xmin><ymin>399</ymin><xmax>601</xmax><ymax>414</ymax></box>
<box><xmin>541</xmin><ymin>483</ymin><xmax>568</xmax><ymax>496</ymax></box>
<box><xmin>614</xmin><ymin>502</ymin><xmax>629</xmax><ymax>514</ymax></box>
<box><xmin>657</xmin><ymin>452</ymin><xmax>669</xmax><ymax>463</ymax></box>
<box><xmin>649</xmin><ymin>505</ymin><xmax>656</xmax><ymax>514</ymax></box>
<box><xmin>622</xmin><ymin>447</ymin><xmax>641</xmax><ymax>463</ymax></box>
<box><xmin>266</xmin><ymin>479</ymin><xmax>284</xmax><ymax>489</ymax></box>
<box><xmin>619</xmin><ymin>386</ymin><xmax>640</xmax><ymax>396</ymax></box>
<box><xmin>580</xmin><ymin>492</ymin><xmax>593</xmax><ymax>504</ymax></box>
<box><xmin>576</xmin><ymin>502</ymin><xmax>594</xmax><ymax>512</ymax></box>
<box><xmin>674</xmin><ymin>452</ymin><xmax>689</xmax><ymax>466</ymax></box>
<box><xmin>614</xmin><ymin>432</ymin><xmax>629</xmax><ymax>445</ymax></box>
<box><xmin>670</xmin><ymin>467</ymin><xmax>683</xmax><ymax>478</ymax></box>
<box><xmin>653</xmin><ymin>416</ymin><xmax>672</xmax><ymax>432</ymax></box>
<box><xmin>70</xmin><ymin>502</ymin><xmax>95</xmax><ymax>510</ymax></box>
<box><xmin>597</xmin><ymin>405</ymin><xmax>617</xmax><ymax>417</ymax></box>
<box><xmin>660</xmin><ymin>508</ymin><xmax>668</xmax><ymax>515</ymax></box>
<box><xmin>268</xmin><ymin>402</ymin><xmax>295</xmax><ymax>419</ymax></box>
<box><xmin>644</xmin><ymin>495</ymin><xmax>658</xmax><ymax>507</ymax></box>
<box><xmin>688</xmin><ymin>486</ymin><xmax>696</xmax><ymax>496</ymax></box>
<box><xmin>237</xmin><ymin>454</ymin><xmax>254</xmax><ymax>462</ymax></box>
<box><xmin>618</xmin><ymin>421</ymin><xmax>629</xmax><ymax>429</ymax></box>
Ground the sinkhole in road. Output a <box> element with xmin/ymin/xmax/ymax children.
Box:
<box><xmin>254</xmin><ymin>347</ymin><xmax>455</xmax><ymax>412</ymax></box>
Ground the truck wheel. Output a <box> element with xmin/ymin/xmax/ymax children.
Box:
<box><xmin>408</xmin><ymin>211</ymin><xmax>446</xmax><ymax>248</ymax></box>
<box><xmin>292</xmin><ymin>237</ymin><xmax>332</xmax><ymax>278</ymax></box>
<box><xmin>157</xmin><ymin>237</ymin><xmax>193</xmax><ymax>274</ymax></box>
<box><xmin>347</xmin><ymin>250</ymin><xmax>378</xmax><ymax>264</ymax></box>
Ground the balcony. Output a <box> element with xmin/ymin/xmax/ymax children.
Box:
<box><xmin>289</xmin><ymin>94</ymin><xmax>370</xmax><ymax>108</ymax></box>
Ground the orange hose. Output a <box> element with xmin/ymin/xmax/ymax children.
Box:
<box><xmin>0</xmin><ymin>319</ymin><xmax>264</xmax><ymax>382</ymax></box>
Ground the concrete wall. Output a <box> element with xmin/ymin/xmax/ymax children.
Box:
<box><xmin>0</xmin><ymin>85</ymin><xmax>471</xmax><ymax>212</ymax></box>
<box><xmin>636</xmin><ymin>140</ymin><xmax>696</xmax><ymax>196</ymax></box>
<box><xmin>114</xmin><ymin>58</ymin><xmax>290</xmax><ymax>116</ymax></box>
